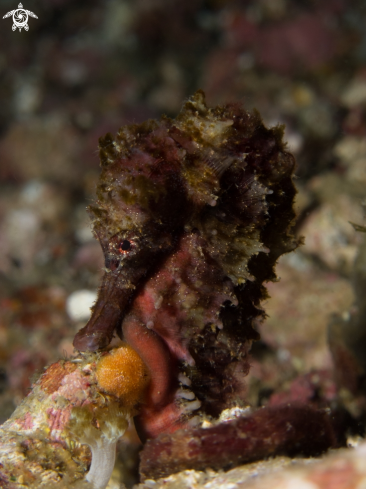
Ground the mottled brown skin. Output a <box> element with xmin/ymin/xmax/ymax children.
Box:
<box><xmin>73</xmin><ymin>91</ymin><xmax>298</xmax><ymax>437</ymax></box>
<box><xmin>73</xmin><ymin>228</ymin><xmax>177</xmax><ymax>350</ymax></box>
<box><xmin>140</xmin><ymin>404</ymin><xmax>338</xmax><ymax>481</ymax></box>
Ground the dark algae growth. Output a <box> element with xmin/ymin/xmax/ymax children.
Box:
<box><xmin>74</xmin><ymin>91</ymin><xmax>300</xmax><ymax>442</ymax></box>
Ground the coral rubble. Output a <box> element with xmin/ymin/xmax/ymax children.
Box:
<box><xmin>137</xmin><ymin>440</ymin><xmax>366</xmax><ymax>489</ymax></box>
<box><xmin>0</xmin><ymin>347</ymin><xmax>148</xmax><ymax>489</ymax></box>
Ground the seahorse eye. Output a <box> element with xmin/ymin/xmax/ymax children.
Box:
<box><xmin>120</xmin><ymin>240</ymin><xmax>131</xmax><ymax>251</ymax></box>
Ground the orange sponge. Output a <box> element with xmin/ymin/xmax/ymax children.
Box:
<box><xmin>96</xmin><ymin>343</ymin><xmax>150</xmax><ymax>409</ymax></box>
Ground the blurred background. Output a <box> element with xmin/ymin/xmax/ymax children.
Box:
<box><xmin>1</xmin><ymin>0</ymin><xmax>366</xmax><ymax>485</ymax></box>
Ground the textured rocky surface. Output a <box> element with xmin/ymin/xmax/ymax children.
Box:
<box><xmin>0</xmin><ymin>346</ymin><xmax>148</xmax><ymax>489</ymax></box>
<box><xmin>0</xmin><ymin>357</ymin><xmax>94</xmax><ymax>488</ymax></box>
<box><xmin>137</xmin><ymin>440</ymin><xmax>366</xmax><ymax>489</ymax></box>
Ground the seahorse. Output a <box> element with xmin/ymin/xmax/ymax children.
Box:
<box><xmin>73</xmin><ymin>90</ymin><xmax>298</xmax><ymax>441</ymax></box>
